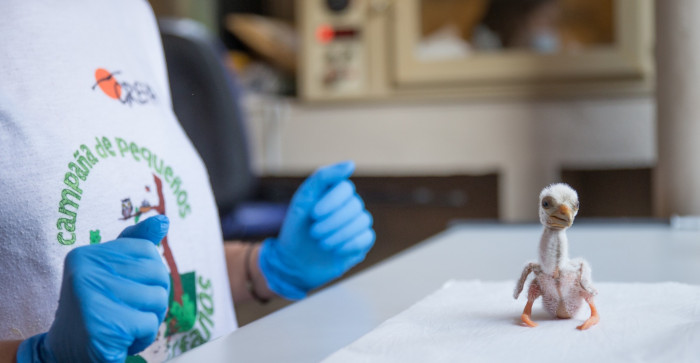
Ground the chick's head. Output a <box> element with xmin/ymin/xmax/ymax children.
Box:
<box><xmin>539</xmin><ymin>183</ymin><xmax>579</xmax><ymax>229</ymax></box>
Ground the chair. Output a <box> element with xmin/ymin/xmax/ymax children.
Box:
<box><xmin>158</xmin><ymin>17</ymin><xmax>286</xmax><ymax>240</ymax></box>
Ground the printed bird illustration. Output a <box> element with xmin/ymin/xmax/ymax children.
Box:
<box><xmin>121</xmin><ymin>198</ymin><xmax>133</xmax><ymax>220</ymax></box>
<box><xmin>513</xmin><ymin>183</ymin><xmax>599</xmax><ymax>330</ymax></box>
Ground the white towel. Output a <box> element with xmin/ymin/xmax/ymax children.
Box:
<box><xmin>324</xmin><ymin>280</ymin><xmax>700</xmax><ymax>362</ymax></box>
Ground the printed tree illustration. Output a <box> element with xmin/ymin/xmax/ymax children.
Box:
<box><xmin>123</xmin><ymin>174</ymin><xmax>195</xmax><ymax>334</ymax></box>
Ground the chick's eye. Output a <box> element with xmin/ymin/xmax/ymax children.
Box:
<box><xmin>542</xmin><ymin>200</ymin><xmax>549</xmax><ymax>208</ymax></box>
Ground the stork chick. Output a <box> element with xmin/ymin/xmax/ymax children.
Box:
<box><xmin>513</xmin><ymin>183</ymin><xmax>599</xmax><ymax>330</ymax></box>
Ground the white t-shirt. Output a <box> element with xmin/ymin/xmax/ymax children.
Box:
<box><xmin>0</xmin><ymin>1</ymin><xmax>237</xmax><ymax>361</ymax></box>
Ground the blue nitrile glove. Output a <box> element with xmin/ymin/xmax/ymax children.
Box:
<box><xmin>16</xmin><ymin>215</ymin><xmax>171</xmax><ymax>363</ymax></box>
<box><xmin>259</xmin><ymin>161</ymin><xmax>375</xmax><ymax>299</ymax></box>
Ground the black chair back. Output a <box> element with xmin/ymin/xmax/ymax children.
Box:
<box><xmin>159</xmin><ymin>18</ymin><xmax>255</xmax><ymax>214</ymax></box>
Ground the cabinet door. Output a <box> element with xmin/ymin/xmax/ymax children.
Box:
<box><xmin>392</xmin><ymin>0</ymin><xmax>653</xmax><ymax>97</ymax></box>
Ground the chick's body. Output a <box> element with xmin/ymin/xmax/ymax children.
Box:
<box><xmin>535</xmin><ymin>258</ymin><xmax>589</xmax><ymax>318</ymax></box>
<box><xmin>514</xmin><ymin>183</ymin><xmax>599</xmax><ymax>330</ymax></box>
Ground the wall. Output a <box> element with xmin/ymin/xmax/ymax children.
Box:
<box><xmin>244</xmin><ymin>95</ymin><xmax>655</xmax><ymax>222</ymax></box>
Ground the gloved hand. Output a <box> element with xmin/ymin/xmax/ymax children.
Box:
<box><xmin>17</xmin><ymin>215</ymin><xmax>171</xmax><ymax>363</ymax></box>
<box><xmin>260</xmin><ymin>161</ymin><xmax>375</xmax><ymax>299</ymax></box>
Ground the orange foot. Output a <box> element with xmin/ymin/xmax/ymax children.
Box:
<box><xmin>576</xmin><ymin>315</ymin><xmax>599</xmax><ymax>330</ymax></box>
<box><xmin>521</xmin><ymin>313</ymin><xmax>538</xmax><ymax>327</ymax></box>
<box><xmin>577</xmin><ymin>298</ymin><xmax>600</xmax><ymax>330</ymax></box>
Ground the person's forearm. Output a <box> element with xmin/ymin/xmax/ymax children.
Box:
<box><xmin>224</xmin><ymin>242</ymin><xmax>276</xmax><ymax>303</ymax></box>
<box><xmin>0</xmin><ymin>340</ymin><xmax>21</xmax><ymax>363</ymax></box>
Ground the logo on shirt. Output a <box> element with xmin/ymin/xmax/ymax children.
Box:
<box><xmin>53</xmin><ymin>137</ymin><xmax>214</xmax><ymax>361</ymax></box>
<box><xmin>92</xmin><ymin>68</ymin><xmax>157</xmax><ymax>106</ymax></box>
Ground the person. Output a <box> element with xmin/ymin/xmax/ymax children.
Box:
<box><xmin>0</xmin><ymin>1</ymin><xmax>375</xmax><ymax>362</ymax></box>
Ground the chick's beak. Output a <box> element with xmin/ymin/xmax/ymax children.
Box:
<box><xmin>558</xmin><ymin>204</ymin><xmax>571</xmax><ymax>217</ymax></box>
<box><xmin>549</xmin><ymin>205</ymin><xmax>573</xmax><ymax>228</ymax></box>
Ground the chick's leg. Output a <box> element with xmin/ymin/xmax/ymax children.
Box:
<box><xmin>521</xmin><ymin>281</ymin><xmax>541</xmax><ymax>327</ymax></box>
<box><xmin>521</xmin><ymin>300</ymin><xmax>537</xmax><ymax>327</ymax></box>
<box><xmin>577</xmin><ymin>297</ymin><xmax>600</xmax><ymax>330</ymax></box>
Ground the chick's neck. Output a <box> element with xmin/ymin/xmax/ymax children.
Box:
<box><xmin>539</xmin><ymin>227</ymin><xmax>569</xmax><ymax>276</ymax></box>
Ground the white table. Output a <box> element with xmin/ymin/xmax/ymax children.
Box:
<box><xmin>171</xmin><ymin>222</ymin><xmax>700</xmax><ymax>362</ymax></box>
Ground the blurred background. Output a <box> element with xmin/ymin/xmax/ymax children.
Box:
<box><xmin>148</xmin><ymin>0</ymin><xmax>698</xmax><ymax>325</ymax></box>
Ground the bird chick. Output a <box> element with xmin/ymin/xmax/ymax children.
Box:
<box><xmin>513</xmin><ymin>183</ymin><xmax>599</xmax><ymax>330</ymax></box>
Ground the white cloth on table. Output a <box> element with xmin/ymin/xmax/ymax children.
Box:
<box><xmin>324</xmin><ymin>280</ymin><xmax>700</xmax><ymax>362</ymax></box>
